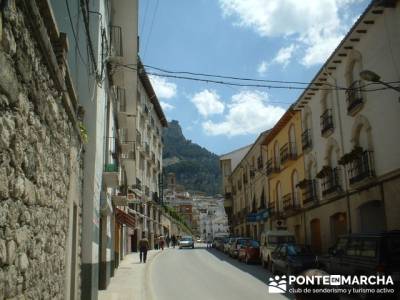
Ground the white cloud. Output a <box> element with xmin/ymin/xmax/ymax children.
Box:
<box><xmin>257</xmin><ymin>61</ymin><xmax>268</xmax><ymax>75</ymax></box>
<box><xmin>160</xmin><ymin>101</ymin><xmax>174</xmax><ymax>111</ymax></box>
<box><xmin>191</xmin><ymin>89</ymin><xmax>225</xmax><ymax>117</ymax></box>
<box><xmin>220</xmin><ymin>0</ymin><xmax>363</xmax><ymax>67</ymax></box>
<box><xmin>202</xmin><ymin>90</ymin><xmax>285</xmax><ymax>136</ymax></box>
<box><xmin>149</xmin><ymin>75</ymin><xmax>177</xmax><ymax>99</ymax></box>
<box><xmin>273</xmin><ymin>44</ymin><xmax>297</xmax><ymax>67</ymax></box>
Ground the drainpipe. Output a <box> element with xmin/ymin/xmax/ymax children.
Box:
<box><xmin>331</xmin><ymin>74</ymin><xmax>352</xmax><ymax>233</ymax></box>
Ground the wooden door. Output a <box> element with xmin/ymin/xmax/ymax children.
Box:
<box><xmin>310</xmin><ymin>219</ymin><xmax>322</xmax><ymax>254</ymax></box>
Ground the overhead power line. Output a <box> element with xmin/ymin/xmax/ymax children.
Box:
<box><xmin>118</xmin><ymin>64</ymin><xmax>397</xmax><ymax>93</ymax></box>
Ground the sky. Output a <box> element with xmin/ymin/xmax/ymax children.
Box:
<box><xmin>139</xmin><ymin>0</ymin><xmax>369</xmax><ymax>155</ymax></box>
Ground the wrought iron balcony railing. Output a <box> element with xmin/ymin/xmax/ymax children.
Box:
<box><xmin>320</xmin><ymin>109</ymin><xmax>334</xmax><ymax>136</ymax></box>
<box><xmin>348</xmin><ymin>150</ymin><xmax>375</xmax><ymax>185</ymax></box>
<box><xmin>321</xmin><ymin>167</ymin><xmax>341</xmax><ymax>196</ymax></box>
<box><xmin>301</xmin><ymin>129</ymin><xmax>312</xmax><ymax>151</ymax></box>
<box><xmin>346</xmin><ymin>80</ymin><xmax>363</xmax><ymax>115</ymax></box>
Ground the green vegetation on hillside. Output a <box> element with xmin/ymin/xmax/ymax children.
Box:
<box><xmin>162</xmin><ymin>120</ymin><xmax>221</xmax><ymax>195</ymax></box>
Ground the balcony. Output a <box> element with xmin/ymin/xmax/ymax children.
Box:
<box><xmin>280</xmin><ymin>142</ymin><xmax>297</xmax><ymax>165</ymax></box>
<box><xmin>301</xmin><ymin>129</ymin><xmax>312</xmax><ymax>151</ymax></box>
<box><xmin>282</xmin><ymin>193</ymin><xmax>300</xmax><ymax>212</ymax></box>
<box><xmin>302</xmin><ymin>179</ymin><xmax>318</xmax><ymax>205</ymax></box>
<box><xmin>109</xmin><ymin>25</ymin><xmax>123</xmax><ymax>60</ymax></box>
<box><xmin>320</xmin><ymin>109</ymin><xmax>334</xmax><ymax>137</ymax></box>
<box><xmin>348</xmin><ymin>150</ymin><xmax>375</xmax><ymax>185</ymax></box>
<box><xmin>250</xmin><ymin>169</ymin><xmax>255</xmax><ymax>178</ymax></box>
<box><xmin>103</xmin><ymin>163</ymin><xmax>119</xmax><ymax>188</ymax></box>
<box><xmin>268</xmin><ymin>201</ymin><xmax>276</xmax><ymax>216</ymax></box>
<box><xmin>114</xmin><ymin>87</ymin><xmax>132</xmax><ymax>128</ymax></box>
<box><xmin>346</xmin><ymin>80</ymin><xmax>363</xmax><ymax>116</ymax></box>
<box><xmin>112</xmin><ymin>194</ymin><xmax>128</xmax><ymax>206</ymax></box>
<box><xmin>145</xmin><ymin>142</ymin><xmax>150</xmax><ymax>156</ymax></box>
<box><xmin>321</xmin><ymin>167</ymin><xmax>341</xmax><ymax>196</ymax></box>
<box><xmin>257</xmin><ymin>156</ymin><xmax>263</xmax><ymax>170</ymax></box>
<box><xmin>266</xmin><ymin>159</ymin><xmax>280</xmax><ymax>176</ymax></box>
<box><xmin>136</xmin><ymin>130</ymin><xmax>142</xmax><ymax>145</ymax></box>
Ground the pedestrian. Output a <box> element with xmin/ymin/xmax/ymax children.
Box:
<box><xmin>155</xmin><ymin>235</ymin><xmax>159</xmax><ymax>250</ymax></box>
<box><xmin>166</xmin><ymin>235</ymin><xmax>170</xmax><ymax>248</ymax></box>
<box><xmin>160</xmin><ymin>236</ymin><xmax>165</xmax><ymax>250</ymax></box>
<box><xmin>139</xmin><ymin>233</ymin><xmax>149</xmax><ymax>263</ymax></box>
<box><xmin>171</xmin><ymin>235</ymin><xmax>176</xmax><ymax>248</ymax></box>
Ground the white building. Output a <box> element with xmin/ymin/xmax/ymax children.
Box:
<box><xmin>294</xmin><ymin>1</ymin><xmax>400</xmax><ymax>253</ymax></box>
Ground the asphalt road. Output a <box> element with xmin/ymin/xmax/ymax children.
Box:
<box><xmin>149</xmin><ymin>243</ymin><xmax>291</xmax><ymax>300</ymax></box>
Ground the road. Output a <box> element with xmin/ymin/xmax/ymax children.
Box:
<box><xmin>149</xmin><ymin>244</ymin><xmax>291</xmax><ymax>300</ymax></box>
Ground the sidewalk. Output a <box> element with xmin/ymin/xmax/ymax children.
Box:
<box><xmin>98</xmin><ymin>250</ymin><xmax>161</xmax><ymax>300</ymax></box>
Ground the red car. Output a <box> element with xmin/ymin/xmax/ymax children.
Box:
<box><xmin>238</xmin><ymin>240</ymin><xmax>260</xmax><ymax>264</ymax></box>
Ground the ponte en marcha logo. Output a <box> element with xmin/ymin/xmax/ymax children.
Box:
<box><xmin>267</xmin><ymin>274</ymin><xmax>396</xmax><ymax>295</ymax></box>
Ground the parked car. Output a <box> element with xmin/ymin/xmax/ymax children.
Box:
<box><xmin>219</xmin><ymin>237</ymin><xmax>230</xmax><ymax>251</ymax></box>
<box><xmin>318</xmin><ymin>231</ymin><xmax>400</xmax><ymax>283</ymax></box>
<box><xmin>229</xmin><ymin>237</ymin><xmax>251</xmax><ymax>258</ymax></box>
<box><xmin>271</xmin><ymin>243</ymin><xmax>317</xmax><ymax>276</ymax></box>
<box><xmin>179</xmin><ymin>236</ymin><xmax>195</xmax><ymax>249</ymax></box>
<box><xmin>224</xmin><ymin>237</ymin><xmax>235</xmax><ymax>253</ymax></box>
<box><xmin>238</xmin><ymin>239</ymin><xmax>260</xmax><ymax>264</ymax></box>
<box><xmin>260</xmin><ymin>230</ymin><xmax>295</xmax><ymax>270</ymax></box>
<box><xmin>213</xmin><ymin>237</ymin><xmax>226</xmax><ymax>250</ymax></box>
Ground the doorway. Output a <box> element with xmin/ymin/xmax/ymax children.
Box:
<box><xmin>310</xmin><ymin>218</ymin><xmax>322</xmax><ymax>253</ymax></box>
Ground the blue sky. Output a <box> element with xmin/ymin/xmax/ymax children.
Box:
<box><xmin>139</xmin><ymin>0</ymin><xmax>369</xmax><ymax>155</ymax></box>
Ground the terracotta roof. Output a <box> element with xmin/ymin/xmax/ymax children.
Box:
<box><xmin>261</xmin><ymin>106</ymin><xmax>295</xmax><ymax>146</ymax></box>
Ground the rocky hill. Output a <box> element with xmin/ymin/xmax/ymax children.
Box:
<box><xmin>162</xmin><ymin>120</ymin><xmax>221</xmax><ymax>195</ymax></box>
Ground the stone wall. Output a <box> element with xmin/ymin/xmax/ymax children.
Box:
<box><xmin>0</xmin><ymin>1</ymin><xmax>82</xmax><ymax>299</ymax></box>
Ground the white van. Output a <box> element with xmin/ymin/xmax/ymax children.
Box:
<box><xmin>260</xmin><ymin>230</ymin><xmax>295</xmax><ymax>270</ymax></box>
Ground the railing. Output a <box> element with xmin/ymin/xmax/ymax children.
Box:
<box><xmin>250</xmin><ymin>169</ymin><xmax>255</xmax><ymax>178</ymax></box>
<box><xmin>280</xmin><ymin>142</ymin><xmax>297</xmax><ymax>164</ymax></box>
<box><xmin>136</xmin><ymin>130</ymin><xmax>142</xmax><ymax>145</ymax></box>
<box><xmin>104</xmin><ymin>163</ymin><xmax>118</xmax><ymax>172</ymax></box>
<box><xmin>266</xmin><ymin>158</ymin><xmax>280</xmax><ymax>175</ymax></box>
<box><xmin>257</xmin><ymin>156</ymin><xmax>263</xmax><ymax>170</ymax></box>
<box><xmin>346</xmin><ymin>80</ymin><xmax>363</xmax><ymax>114</ymax></box>
<box><xmin>322</xmin><ymin>167</ymin><xmax>341</xmax><ymax>196</ymax></box>
<box><xmin>320</xmin><ymin>109</ymin><xmax>334</xmax><ymax>135</ymax></box>
<box><xmin>268</xmin><ymin>201</ymin><xmax>276</xmax><ymax>215</ymax></box>
<box><xmin>348</xmin><ymin>150</ymin><xmax>375</xmax><ymax>184</ymax></box>
<box><xmin>301</xmin><ymin>129</ymin><xmax>312</xmax><ymax>150</ymax></box>
<box><xmin>282</xmin><ymin>193</ymin><xmax>292</xmax><ymax>210</ymax></box>
<box><xmin>110</xmin><ymin>25</ymin><xmax>123</xmax><ymax>57</ymax></box>
<box><xmin>302</xmin><ymin>179</ymin><xmax>318</xmax><ymax>204</ymax></box>
<box><xmin>114</xmin><ymin>87</ymin><xmax>126</xmax><ymax>112</ymax></box>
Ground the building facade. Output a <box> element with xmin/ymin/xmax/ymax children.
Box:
<box><xmin>262</xmin><ymin>109</ymin><xmax>305</xmax><ymax>243</ymax></box>
<box><xmin>294</xmin><ymin>0</ymin><xmax>400</xmax><ymax>253</ymax></box>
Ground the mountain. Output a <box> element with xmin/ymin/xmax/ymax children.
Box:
<box><xmin>162</xmin><ymin>120</ymin><xmax>221</xmax><ymax>195</ymax></box>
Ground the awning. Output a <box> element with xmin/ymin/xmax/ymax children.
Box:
<box><xmin>116</xmin><ymin>208</ymin><xmax>136</xmax><ymax>228</ymax></box>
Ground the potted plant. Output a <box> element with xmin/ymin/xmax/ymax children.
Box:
<box><xmin>316</xmin><ymin>165</ymin><xmax>332</xmax><ymax>179</ymax></box>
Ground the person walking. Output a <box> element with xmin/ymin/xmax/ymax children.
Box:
<box><xmin>159</xmin><ymin>236</ymin><xmax>165</xmax><ymax>250</ymax></box>
<box><xmin>166</xmin><ymin>235</ymin><xmax>170</xmax><ymax>248</ymax></box>
<box><xmin>171</xmin><ymin>235</ymin><xmax>177</xmax><ymax>248</ymax></box>
<box><xmin>139</xmin><ymin>233</ymin><xmax>149</xmax><ymax>263</ymax></box>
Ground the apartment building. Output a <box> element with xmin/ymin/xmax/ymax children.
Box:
<box><xmin>294</xmin><ymin>0</ymin><xmax>400</xmax><ymax>253</ymax></box>
<box><xmin>262</xmin><ymin>108</ymin><xmax>305</xmax><ymax>243</ymax></box>
<box><xmin>227</xmin><ymin>132</ymin><xmax>269</xmax><ymax>239</ymax></box>
<box><xmin>220</xmin><ymin>145</ymin><xmax>252</xmax><ymax>232</ymax></box>
<box><xmin>129</xmin><ymin>60</ymin><xmax>168</xmax><ymax>250</ymax></box>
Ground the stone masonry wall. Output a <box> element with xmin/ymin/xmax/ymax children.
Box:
<box><xmin>0</xmin><ymin>1</ymin><xmax>82</xmax><ymax>299</ymax></box>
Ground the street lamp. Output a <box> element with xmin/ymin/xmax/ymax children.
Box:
<box><xmin>360</xmin><ymin>70</ymin><xmax>400</xmax><ymax>93</ymax></box>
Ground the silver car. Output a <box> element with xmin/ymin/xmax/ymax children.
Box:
<box><xmin>179</xmin><ymin>236</ymin><xmax>194</xmax><ymax>249</ymax></box>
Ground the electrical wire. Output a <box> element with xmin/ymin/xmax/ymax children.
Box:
<box><xmin>143</xmin><ymin>0</ymin><xmax>160</xmax><ymax>58</ymax></box>
<box><xmin>65</xmin><ymin>0</ymin><xmax>88</xmax><ymax>67</ymax></box>
<box><xmin>118</xmin><ymin>64</ymin><xmax>396</xmax><ymax>92</ymax></box>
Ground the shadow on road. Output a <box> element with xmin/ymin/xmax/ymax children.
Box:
<box><xmin>195</xmin><ymin>245</ymin><xmax>294</xmax><ymax>299</ymax></box>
